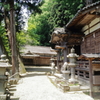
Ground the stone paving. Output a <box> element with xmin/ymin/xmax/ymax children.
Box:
<box><xmin>14</xmin><ymin>66</ymin><xmax>94</xmax><ymax>100</ymax></box>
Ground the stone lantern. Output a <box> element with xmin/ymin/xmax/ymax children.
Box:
<box><xmin>50</xmin><ymin>57</ymin><xmax>56</xmax><ymax>75</ymax></box>
<box><xmin>0</xmin><ymin>54</ymin><xmax>12</xmax><ymax>100</ymax></box>
<box><xmin>61</xmin><ymin>62</ymin><xmax>70</xmax><ymax>80</ymax></box>
<box><xmin>67</xmin><ymin>48</ymin><xmax>79</xmax><ymax>83</ymax></box>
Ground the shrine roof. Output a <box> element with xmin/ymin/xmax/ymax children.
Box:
<box><xmin>78</xmin><ymin>54</ymin><xmax>100</xmax><ymax>60</ymax></box>
<box><xmin>21</xmin><ymin>45</ymin><xmax>57</xmax><ymax>55</ymax></box>
<box><xmin>66</xmin><ymin>1</ymin><xmax>100</xmax><ymax>30</ymax></box>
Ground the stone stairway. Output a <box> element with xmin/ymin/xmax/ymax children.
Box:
<box><xmin>9</xmin><ymin>85</ymin><xmax>19</xmax><ymax>100</ymax></box>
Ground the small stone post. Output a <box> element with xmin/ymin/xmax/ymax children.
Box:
<box><xmin>67</xmin><ymin>48</ymin><xmax>79</xmax><ymax>83</ymax></box>
<box><xmin>50</xmin><ymin>57</ymin><xmax>56</xmax><ymax>75</ymax></box>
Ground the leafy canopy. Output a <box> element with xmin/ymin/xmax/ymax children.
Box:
<box><xmin>27</xmin><ymin>0</ymin><xmax>51</xmax><ymax>46</ymax></box>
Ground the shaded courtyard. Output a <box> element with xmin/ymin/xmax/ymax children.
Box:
<box><xmin>13</xmin><ymin>66</ymin><xmax>94</xmax><ymax>100</ymax></box>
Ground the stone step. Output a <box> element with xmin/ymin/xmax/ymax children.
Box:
<box><xmin>80</xmin><ymin>86</ymin><xmax>90</xmax><ymax>90</ymax></box>
<box><xmin>7</xmin><ymin>84</ymin><xmax>16</xmax><ymax>89</ymax></box>
<box><xmin>54</xmin><ymin>73</ymin><xmax>62</xmax><ymax>79</ymax></box>
<box><xmin>9</xmin><ymin>87</ymin><xmax>16</xmax><ymax>91</ymax></box>
<box><xmin>10</xmin><ymin>91</ymin><xmax>15</xmax><ymax>96</ymax></box>
<box><xmin>10</xmin><ymin>96</ymin><xmax>19</xmax><ymax>100</ymax></box>
<box><xmin>19</xmin><ymin>73</ymin><xmax>27</xmax><ymax>77</ymax></box>
<box><xmin>80</xmin><ymin>86</ymin><xmax>90</xmax><ymax>93</ymax></box>
<box><xmin>10</xmin><ymin>85</ymin><xmax>17</xmax><ymax>88</ymax></box>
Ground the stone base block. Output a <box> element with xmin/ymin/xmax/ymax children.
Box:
<box><xmin>60</xmin><ymin>84</ymin><xmax>70</xmax><ymax>92</ymax></box>
<box><xmin>69</xmin><ymin>85</ymin><xmax>80</xmax><ymax>91</ymax></box>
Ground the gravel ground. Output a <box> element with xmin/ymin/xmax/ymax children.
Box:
<box><xmin>14</xmin><ymin>67</ymin><xmax>94</xmax><ymax>100</ymax></box>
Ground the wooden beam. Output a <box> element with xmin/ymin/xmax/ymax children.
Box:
<box><xmin>55</xmin><ymin>45</ymin><xmax>66</xmax><ymax>49</ymax></box>
<box><xmin>76</xmin><ymin>14</ymin><xmax>95</xmax><ymax>26</ymax></box>
<box><xmin>63</xmin><ymin>45</ymin><xmax>68</xmax><ymax>62</ymax></box>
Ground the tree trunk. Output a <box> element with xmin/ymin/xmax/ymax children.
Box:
<box><xmin>9</xmin><ymin>0</ymin><xmax>19</xmax><ymax>74</ymax></box>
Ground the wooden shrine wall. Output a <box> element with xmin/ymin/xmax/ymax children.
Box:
<box><xmin>81</xmin><ymin>29</ymin><xmax>100</xmax><ymax>54</ymax></box>
<box><xmin>22</xmin><ymin>56</ymin><xmax>51</xmax><ymax>66</ymax></box>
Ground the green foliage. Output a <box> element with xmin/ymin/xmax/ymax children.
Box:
<box><xmin>16</xmin><ymin>31</ymin><xmax>27</xmax><ymax>47</ymax></box>
<box><xmin>1</xmin><ymin>32</ymin><xmax>11</xmax><ymax>56</ymax></box>
<box><xmin>0</xmin><ymin>2</ymin><xmax>10</xmax><ymax>11</ymax></box>
<box><xmin>0</xmin><ymin>24</ymin><xmax>5</xmax><ymax>34</ymax></box>
<box><xmin>27</xmin><ymin>0</ymin><xmax>51</xmax><ymax>46</ymax></box>
<box><xmin>0</xmin><ymin>24</ymin><xmax>11</xmax><ymax>57</ymax></box>
<box><xmin>26</xmin><ymin>17</ymin><xmax>41</xmax><ymax>45</ymax></box>
<box><xmin>4</xmin><ymin>4</ymin><xmax>10</xmax><ymax>10</ymax></box>
<box><xmin>48</xmin><ymin>0</ymin><xmax>85</xmax><ymax>29</ymax></box>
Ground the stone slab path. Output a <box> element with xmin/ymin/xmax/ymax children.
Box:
<box><xmin>14</xmin><ymin>67</ymin><xmax>94</xmax><ymax>100</ymax></box>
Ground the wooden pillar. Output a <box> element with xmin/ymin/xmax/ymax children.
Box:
<box><xmin>89</xmin><ymin>59</ymin><xmax>93</xmax><ymax>97</ymax></box>
<box><xmin>63</xmin><ymin>45</ymin><xmax>67</xmax><ymax>63</ymax></box>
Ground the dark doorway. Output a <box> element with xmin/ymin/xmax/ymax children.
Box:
<box><xmin>74</xmin><ymin>45</ymin><xmax>81</xmax><ymax>55</ymax></box>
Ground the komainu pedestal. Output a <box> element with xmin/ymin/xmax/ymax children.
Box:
<box><xmin>61</xmin><ymin>62</ymin><xmax>70</xmax><ymax>80</ymax></box>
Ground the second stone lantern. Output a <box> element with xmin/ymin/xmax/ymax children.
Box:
<box><xmin>67</xmin><ymin>48</ymin><xmax>79</xmax><ymax>83</ymax></box>
<box><xmin>0</xmin><ymin>54</ymin><xmax>12</xmax><ymax>100</ymax></box>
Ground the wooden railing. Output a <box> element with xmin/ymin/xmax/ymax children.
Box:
<box><xmin>75</xmin><ymin>61</ymin><xmax>89</xmax><ymax>80</ymax></box>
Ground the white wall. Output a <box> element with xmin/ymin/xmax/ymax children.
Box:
<box><xmin>82</xmin><ymin>18</ymin><xmax>100</xmax><ymax>35</ymax></box>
